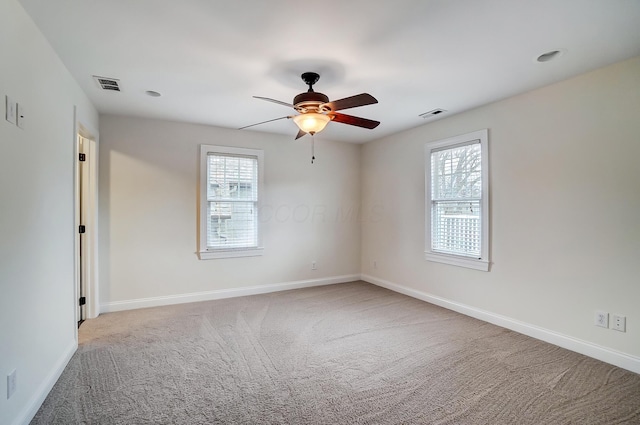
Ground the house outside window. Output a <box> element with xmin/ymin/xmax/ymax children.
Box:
<box><xmin>425</xmin><ymin>129</ymin><xmax>489</xmax><ymax>271</ymax></box>
<box><xmin>199</xmin><ymin>145</ymin><xmax>264</xmax><ymax>259</ymax></box>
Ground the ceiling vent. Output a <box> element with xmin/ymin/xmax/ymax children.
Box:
<box><xmin>419</xmin><ymin>108</ymin><xmax>446</xmax><ymax>119</ymax></box>
<box><xmin>93</xmin><ymin>76</ymin><xmax>121</xmax><ymax>91</ymax></box>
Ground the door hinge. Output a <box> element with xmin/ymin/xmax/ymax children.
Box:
<box><xmin>79</xmin><ymin>225</ymin><xmax>86</xmax><ymax>234</ymax></box>
<box><xmin>79</xmin><ymin>153</ymin><xmax>86</xmax><ymax>162</ymax></box>
<box><xmin>79</xmin><ymin>297</ymin><xmax>86</xmax><ymax>306</ymax></box>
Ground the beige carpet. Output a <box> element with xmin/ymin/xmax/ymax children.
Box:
<box><xmin>32</xmin><ymin>281</ymin><xmax>640</xmax><ymax>424</ymax></box>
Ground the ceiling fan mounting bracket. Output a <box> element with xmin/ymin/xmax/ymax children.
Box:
<box><xmin>301</xmin><ymin>72</ymin><xmax>320</xmax><ymax>91</ymax></box>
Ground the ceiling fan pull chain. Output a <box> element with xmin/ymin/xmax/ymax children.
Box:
<box><xmin>311</xmin><ymin>135</ymin><xmax>315</xmax><ymax>164</ymax></box>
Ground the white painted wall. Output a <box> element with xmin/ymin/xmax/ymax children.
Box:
<box><xmin>0</xmin><ymin>0</ymin><xmax>99</xmax><ymax>424</ymax></box>
<box><xmin>361</xmin><ymin>56</ymin><xmax>640</xmax><ymax>360</ymax></box>
<box><xmin>98</xmin><ymin>115</ymin><xmax>361</xmax><ymax>307</ymax></box>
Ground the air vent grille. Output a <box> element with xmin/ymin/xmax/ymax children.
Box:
<box><xmin>419</xmin><ymin>109</ymin><xmax>447</xmax><ymax>119</ymax></box>
<box><xmin>93</xmin><ymin>76</ymin><xmax>121</xmax><ymax>91</ymax></box>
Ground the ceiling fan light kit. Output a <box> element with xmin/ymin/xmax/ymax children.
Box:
<box><xmin>241</xmin><ymin>71</ymin><xmax>380</xmax><ymax>140</ymax></box>
<box><xmin>292</xmin><ymin>113</ymin><xmax>331</xmax><ymax>134</ymax></box>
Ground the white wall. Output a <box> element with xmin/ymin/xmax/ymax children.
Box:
<box><xmin>361</xmin><ymin>56</ymin><xmax>640</xmax><ymax>363</ymax></box>
<box><xmin>0</xmin><ymin>0</ymin><xmax>99</xmax><ymax>424</ymax></box>
<box><xmin>98</xmin><ymin>115</ymin><xmax>361</xmax><ymax>307</ymax></box>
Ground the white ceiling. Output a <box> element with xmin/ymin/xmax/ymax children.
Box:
<box><xmin>18</xmin><ymin>0</ymin><xmax>640</xmax><ymax>143</ymax></box>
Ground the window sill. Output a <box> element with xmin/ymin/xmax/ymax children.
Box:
<box><xmin>198</xmin><ymin>247</ymin><xmax>264</xmax><ymax>260</ymax></box>
<box><xmin>424</xmin><ymin>251</ymin><xmax>489</xmax><ymax>271</ymax></box>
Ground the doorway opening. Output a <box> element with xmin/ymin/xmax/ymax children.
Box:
<box><xmin>74</xmin><ymin>115</ymin><xmax>99</xmax><ymax>331</ymax></box>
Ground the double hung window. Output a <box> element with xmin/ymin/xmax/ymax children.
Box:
<box><xmin>199</xmin><ymin>145</ymin><xmax>264</xmax><ymax>259</ymax></box>
<box><xmin>425</xmin><ymin>129</ymin><xmax>489</xmax><ymax>271</ymax></box>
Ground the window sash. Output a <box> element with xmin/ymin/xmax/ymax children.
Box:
<box><xmin>431</xmin><ymin>200</ymin><xmax>481</xmax><ymax>258</ymax></box>
<box><xmin>207</xmin><ymin>200</ymin><xmax>258</xmax><ymax>249</ymax></box>
<box><xmin>207</xmin><ymin>154</ymin><xmax>258</xmax><ymax>202</ymax></box>
<box><xmin>431</xmin><ymin>141</ymin><xmax>482</xmax><ymax>201</ymax></box>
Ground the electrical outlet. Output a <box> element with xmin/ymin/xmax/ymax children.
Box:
<box><xmin>612</xmin><ymin>315</ymin><xmax>626</xmax><ymax>332</ymax></box>
<box><xmin>595</xmin><ymin>311</ymin><xmax>608</xmax><ymax>328</ymax></box>
<box><xmin>7</xmin><ymin>369</ymin><xmax>16</xmax><ymax>399</ymax></box>
<box><xmin>311</xmin><ymin>261</ymin><xmax>317</xmax><ymax>270</ymax></box>
<box><xmin>5</xmin><ymin>96</ymin><xmax>16</xmax><ymax>124</ymax></box>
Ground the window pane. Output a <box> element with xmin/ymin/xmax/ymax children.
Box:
<box><xmin>207</xmin><ymin>201</ymin><xmax>257</xmax><ymax>248</ymax></box>
<box><xmin>206</xmin><ymin>152</ymin><xmax>259</xmax><ymax>250</ymax></box>
<box><xmin>431</xmin><ymin>143</ymin><xmax>481</xmax><ymax>200</ymax></box>
<box><xmin>208</xmin><ymin>155</ymin><xmax>257</xmax><ymax>201</ymax></box>
<box><xmin>432</xmin><ymin>201</ymin><xmax>481</xmax><ymax>258</ymax></box>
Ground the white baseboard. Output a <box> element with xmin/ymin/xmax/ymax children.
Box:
<box><xmin>361</xmin><ymin>274</ymin><xmax>640</xmax><ymax>375</ymax></box>
<box><xmin>14</xmin><ymin>339</ymin><xmax>77</xmax><ymax>425</ymax></box>
<box><xmin>101</xmin><ymin>274</ymin><xmax>361</xmax><ymax>313</ymax></box>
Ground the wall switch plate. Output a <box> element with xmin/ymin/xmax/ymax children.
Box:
<box><xmin>5</xmin><ymin>96</ymin><xmax>16</xmax><ymax>124</ymax></box>
<box><xmin>7</xmin><ymin>369</ymin><xmax>16</xmax><ymax>399</ymax></box>
<box><xmin>16</xmin><ymin>103</ymin><xmax>25</xmax><ymax>129</ymax></box>
<box><xmin>595</xmin><ymin>311</ymin><xmax>608</xmax><ymax>328</ymax></box>
<box><xmin>373</xmin><ymin>260</ymin><xmax>377</xmax><ymax>269</ymax></box>
<box><xmin>311</xmin><ymin>261</ymin><xmax>317</xmax><ymax>270</ymax></box>
<box><xmin>612</xmin><ymin>314</ymin><xmax>626</xmax><ymax>332</ymax></box>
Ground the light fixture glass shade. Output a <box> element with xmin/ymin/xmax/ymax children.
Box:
<box><xmin>293</xmin><ymin>113</ymin><xmax>331</xmax><ymax>134</ymax></box>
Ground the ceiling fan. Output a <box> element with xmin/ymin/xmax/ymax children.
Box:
<box><xmin>239</xmin><ymin>72</ymin><xmax>380</xmax><ymax>139</ymax></box>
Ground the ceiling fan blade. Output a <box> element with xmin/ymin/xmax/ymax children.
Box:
<box><xmin>238</xmin><ymin>116</ymin><xmax>291</xmax><ymax>130</ymax></box>
<box><xmin>295</xmin><ymin>129</ymin><xmax>307</xmax><ymax>140</ymax></box>
<box><xmin>253</xmin><ymin>96</ymin><xmax>294</xmax><ymax>108</ymax></box>
<box><xmin>322</xmin><ymin>93</ymin><xmax>378</xmax><ymax>112</ymax></box>
<box><xmin>329</xmin><ymin>112</ymin><xmax>380</xmax><ymax>129</ymax></box>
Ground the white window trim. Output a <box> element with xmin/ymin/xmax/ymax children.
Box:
<box><xmin>424</xmin><ymin>129</ymin><xmax>490</xmax><ymax>271</ymax></box>
<box><xmin>198</xmin><ymin>144</ymin><xmax>264</xmax><ymax>260</ymax></box>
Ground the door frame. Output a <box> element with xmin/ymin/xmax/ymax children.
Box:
<box><xmin>73</xmin><ymin>107</ymin><xmax>99</xmax><ymax>334</ymax></box>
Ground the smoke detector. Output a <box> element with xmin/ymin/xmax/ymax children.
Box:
<box><xmin>93</xmin><ymin>76</ymin><xmax>121</xmax><ymax>91</ymax></box>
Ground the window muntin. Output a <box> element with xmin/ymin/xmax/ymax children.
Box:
<box><xmin>199</xmin><ymin>145</ymin><xmax>264</xmax><ymax>259</ymax></box>
<box><xmin>425</xmin><ymin>130</ymin><xmax>489</xmax><ymax>271</ymax></box>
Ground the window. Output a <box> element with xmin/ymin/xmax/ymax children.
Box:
<box><xmin>425</xmin><ymin>129</ymin><xmax>489</xmax><ymax>271</ymax></box>
<box><xmin>199</xmin><ymin>145</ymin><xmax>264</xmax><ymax>259</ymax></box>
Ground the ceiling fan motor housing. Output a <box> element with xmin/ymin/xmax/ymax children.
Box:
<box><xmin>293</xmin><ymin>91</ymin><xmax>330</xmax><ymax>113</ymax></box>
